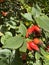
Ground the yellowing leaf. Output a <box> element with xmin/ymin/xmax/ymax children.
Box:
<box><xmin>45</xmin><ymin>55</ymin><xmax>49</xmax><ymax>59</ymax></box>
<box><xmin>0</xmin><ymin>32</ymin><xmax>3</xmax><ymax>36</ymax></box>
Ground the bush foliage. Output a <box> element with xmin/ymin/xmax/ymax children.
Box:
<box><xmin>0</xmin><ymin>0</ymin><xmax>49</xmax><ymax>65</ymax></box>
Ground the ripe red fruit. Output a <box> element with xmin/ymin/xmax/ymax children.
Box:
<box><xmin>27</xmin><ymin>42</ymin><xmax>32</xmax><ymax>51</ymax></box>
<box><xmin>1</xmin><ymin>11</ymin><xmax>8</xmax><ymax>16</ymax></box>
<box><xmin>27</xmin><ymin>27</ymin><xmax>33</xmax><ymax>34</ymax></box>
<box><xmin>32</xmin><ymin>25</ymin><xmax>41</xmax><ymax>37</ymax></box>
<box><xmin>33</xmin><ymin>25</ymin><xmax>41</xmax><ymax>32</ymax></box>
<box><xmin>29</xmin><ymin>41</ymin><xmax>39</xmax><ymax>51</ymax></box>
<box><xmin>33</xmin><ymin>38</ymin><xmax>40</xmax><ymax>45</ymax></box>
<box><xmin>26</xmin><ymin>27</ymin><xmax>34</xmax><ymax>38</ymax></box>
<box><xmin>26</xmin><ymin>25</ymin><xmax>41</xmax><ymax>38</ymax></box>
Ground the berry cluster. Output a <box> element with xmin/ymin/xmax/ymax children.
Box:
<box><xmin>26</xmin><ymin>25</ymin><xmax>42</xmax><ymax>51</ymax></box>
<box><xmin>27</xmin><ymin>38</ymin><xmax>42</xmax><ymax>51</ymax></box>
<box><xmin>26</xmin><ymin>25</ymin><xmax>41</xmax><ymax>38</ymax></box>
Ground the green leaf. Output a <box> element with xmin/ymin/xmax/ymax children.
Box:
<box><xmin>0</xmin><ymin>60</ymin><xmax>8</xmax><ymax>65</ymax></box>
<box><xmin>28</xmin><ymin>52</ymin><xmax>34</xmax><ymax>59</ymax></box>
<box><xmin>0</xmin><ymin>49</ymin><xmax>11</xmax><ymax>61</ymax></box>
<box><xmin>0</xmin><ymin>49</ymin><xmax>11</xmax><ymax>65</ymax></box>
<box><xmin>11</xmin><ymin>50</ymin><xmax>23</xmax><ymax>65</ymax></box>
<box><xmin>21</xmin><ymin>13</ymin><xmax>33</xmax><ymax>21</ymax></box>
<box><xmin>19</xmin><ymin>23</ymin><xmax>27</xmax><ymax>36</ymax></box>
<box><xmin>5</xmin><ymin>32</ymin><xmax>12</xmax><ymax>36</ymax></box>
<box><xmin>19</xmin><ymin>0</ymin><xmax>25</xmax><ymax>4</ymax></box>
<box><xmin>29</xmin><ymin>61</ymin><xmax>33</xmax><ymax>65</ymax></box>
<box><xmin>19</xmin><ymin>39</ymin><xmax>27</xmax><ymax>52</ymax></box>
<box><xmin>3</xmin><ymin>36</ymin><xmax>24</xmax><ymax>49</ymax></box>
<box><xmin>31</xmin><ymin>5</ymin><xmax>41</xmax><ymax>17</ymax></box>
<box><xmin>36</xmin><ymin>4</ymin><xmax>41</xmax><ymax>12</ymax></box>
<box><xmin>35</xmin><ymin>15</ymin><xmax>49</xmax><ymax>32</ymax></box>
<box><xmin>40</xmin><ymin>48</ymin><xmax>49</xmax><ymax>61</ymax></box>
<box><xmin>33</xmin><ymin>60</ymin><xmax>41</xmax><ymax>65</ymax></box>
<box><xmin>40</xmin><ymin>47</ymin><xmax>49</xmax><ymax>57</ymax></box>
<box><xmin>35</xmin><ymin>52</ymin><xmax>41</xmax><ymax>60</ymax></box>
<box><xmin>0</xmin><ymin>49</ymin><xmax>11</xmax><ymax>56</ymax></box>
<box><xmin>44</xmin><ymin>31</ymin><xmax>49</xmax><ymax>37</ymax></box>
<box><xmin>1</xmin><ymin>33</ymin><xmax>12</xmax><ymax>45</ymax></box>
<box><xmin>44</xmin><ymin>59</ymin><xmax>49</xmax><ymax>65</ymax></box>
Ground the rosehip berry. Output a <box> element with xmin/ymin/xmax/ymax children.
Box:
<box><xmin>33</xmin><ymin>38</ymin><xmax>41</xmax><ymax>45</ymax></box>
<box><xmin>27</xmin><ymin>42</ymin><xmax>32</xmax><ymax>51</ymax></box>
<box><xmin>34</xmin><ymin>25</ymin><xmax>41</xmax><ymax>32</ymax></box>
<box><xmin>26</xmin><ymin>27</ymin><xmax>34</xmax><ymax>38</ymax></box>
<box><xmin>32</xmin><ymin>25</ymin><xmax>41</xmax><ymax>37</ymax></box>
<box><xmin>29</xmin><ymin>41</ymin><xmax>39</xmax><ymax>51</ymax></box>
<box><xmin>26</xmin><ymin>25</ymin><xmax>41</xmax><ymax>38</ymax></box>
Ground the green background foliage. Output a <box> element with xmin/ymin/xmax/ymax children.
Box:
<box><xmin>0</xmin><ymin>0</ymin><xmax>49</xmax><ymax>65</ymax></box>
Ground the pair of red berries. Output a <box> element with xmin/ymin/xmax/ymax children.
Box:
<box><xmin>27</xmin><ymin>38</ymin><xmax>42</xmax><ymax>51</ymax></box>
<box><xmin>26</xmin><ymin>25</ymin><xmax>41</xmax><ymax>38</ymax></box>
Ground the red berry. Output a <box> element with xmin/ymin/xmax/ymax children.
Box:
<box><xmin>33</xmin><ymin>38</ymin><xmax>40</xmax><ymax>45</ymax></box>
<box><xmin>34</xmin><ymin>25</ymin><xmax>41</xmax><ymax>32</ymax></box>
<box><xmin>26</xmin><ymin>25</ymin><xmax>41</xmax><ymax>38</ymax></box>
<box><xmin>26</xmin><ymin>27</ymin><xmax>34</xmax><ymax>38</ymax></box>
<box><xmin>27</xmin><ymin>42</ymin><xmax>32</xmax><ymax>51</ymax></box>
<box><xmin>29</xmin><ymin>41</ymin><xmax>39</xmax><ymax>51</ymax></box>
